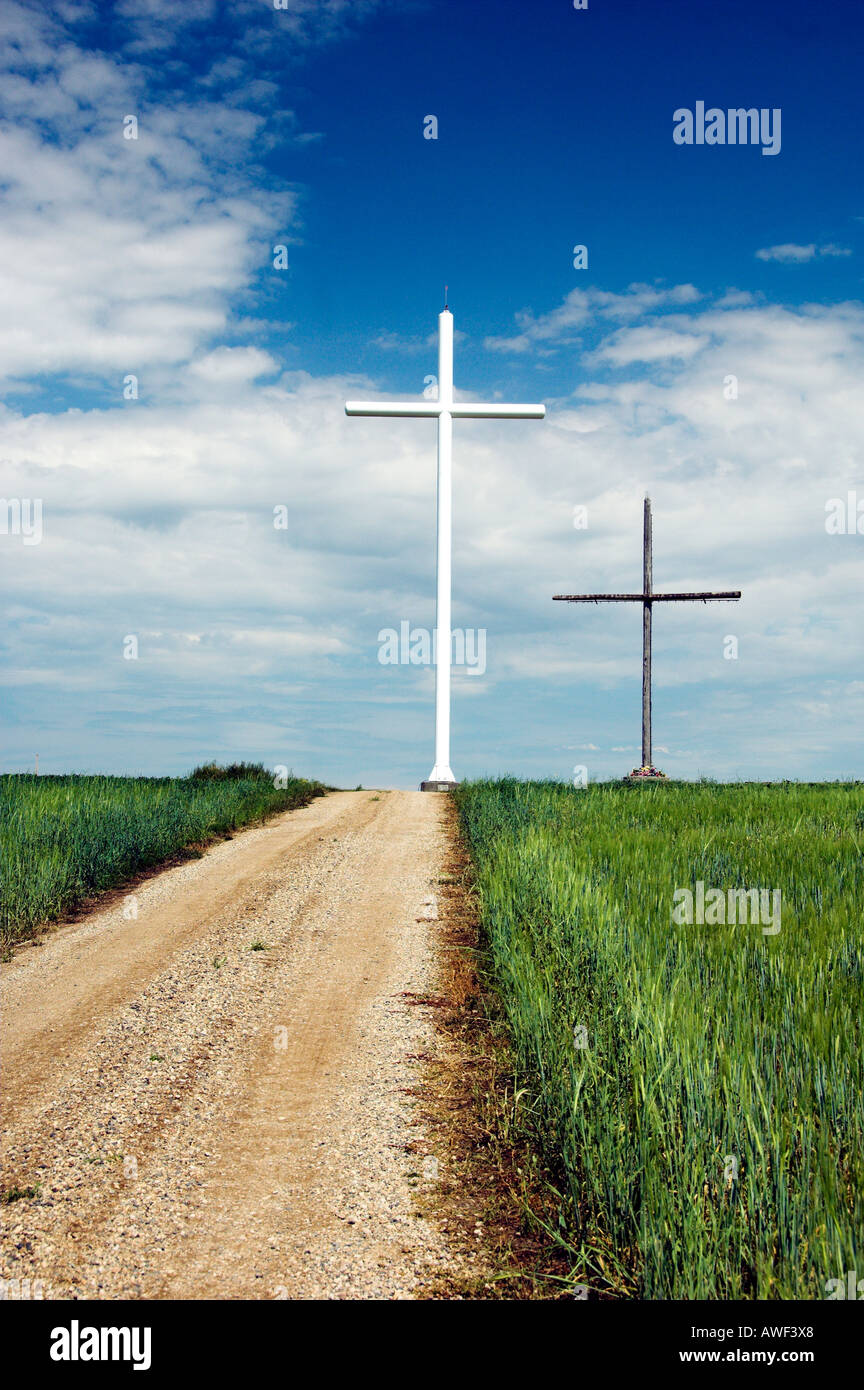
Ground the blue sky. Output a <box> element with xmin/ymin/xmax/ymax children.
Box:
<box><xmin>0</xmin><ymin>0</ymin><xmax>862</xmax><ymax>786</ymax></box>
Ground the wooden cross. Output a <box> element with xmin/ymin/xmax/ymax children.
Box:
<box><xmin>553</xmin><ymin>496</ymin><xmax>741</xmax><ymax>777</ymax></box>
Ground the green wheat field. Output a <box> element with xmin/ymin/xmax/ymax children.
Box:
<box><xmin>454</xmin><ymin>778</ymin><xmax>864</xmax><ymax>1300</ymax></box>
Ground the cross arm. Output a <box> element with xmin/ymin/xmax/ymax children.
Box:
<box><xmin>553</xmin><ymin>593</ymin><xmax>648</xmax><ymax>603</ymax></box>
<box><xmin>345</xmin><ymin>401</ymin><xmax>442</xmax><ymax>417</ymax></box>
<box><xmin>647</xmin><ymin>591</ymin><xmax>740</xmax><ymax>602</ymax></box>
<box><xmin>345</xmin><ymin>400</ymin><xmax>545</xmax><ymax>419</ymax></box>
<box><xmin>449</xmin><ymin>403</ymin><xmax>545</xmax><ymax>419</ymax></box>
<box><xmin>553</xmin><ymin>592</ymin><xmax>741</xmax><ymax>602</ymax></box>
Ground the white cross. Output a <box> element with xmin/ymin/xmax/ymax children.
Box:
<box><xmin>346</xmin><ymin>307</ymin><xmax>545</xmax><ymax>787</ymax></box>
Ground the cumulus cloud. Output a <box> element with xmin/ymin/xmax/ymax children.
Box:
<box><xmin>114</xmin><ymin>0</ymin><xmax>385</xmax><ymax>55</ymax></box>
<box><xmin>0</xmin><ymin>10</ymin><xmax>299</xmax><ymax>392</ymax></box>
<box><xmin>4</xmin><ymin>286</ymin><xmax>863</xmax><ymax>782</ymax></box>
<box><xmin>187</xmin><ymin>348</ymin><xmax>280</xmax><ymax>387</ymax></box>
<box><xmin>484</xmin><ymin>283</ymin><xmax>701</xmax><ymax>354</ymax></box>
<box><xmin>590</xmin><ymin>326</ymin><xmax>708</xmax><ymax>365</ymax></box>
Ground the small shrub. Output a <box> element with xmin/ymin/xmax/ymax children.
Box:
<box><xmin>188</xmin><ymin>762</ymin><xmax>271</xmax><ymax>782</ymax></box>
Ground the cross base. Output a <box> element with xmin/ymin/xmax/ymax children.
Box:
<box><xmin>624</xmin><ymin>764</ymin><xmax>667</xmax><ymax>782</ymax></box>
<box><xmin>420</xmin><ymin>779</ymin><xmax>458</xmax><ymax>792</ymax></box>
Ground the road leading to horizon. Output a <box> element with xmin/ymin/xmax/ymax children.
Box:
<box><xmin>0</xmin><ymin>790</ymin><xmax>465</xmax><ymax>1300</ymax></box>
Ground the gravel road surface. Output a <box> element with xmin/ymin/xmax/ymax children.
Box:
<box><xmin>1</xmin><ymin>789</ymin><xmax>461</xmax><ymax>1300</ymax></box>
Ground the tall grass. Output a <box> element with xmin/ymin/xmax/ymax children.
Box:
<box><xmin>455</xmin><ymin>778</ymin><xmax>864</xmax><ymax>1299</ymax></box>
<box><xmin>0</xmin><ymin>770</ymin><xmax>325</xmax><ymax>946</ymax></box>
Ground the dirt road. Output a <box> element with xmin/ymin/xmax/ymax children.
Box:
<box><xmin>1</xmin><ymin>789</ymin><xmax>464</xmax><ymax>1300</ymax></box>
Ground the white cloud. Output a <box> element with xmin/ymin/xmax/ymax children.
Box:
<box><xmin>0</xmin><ymin>99</ymin><xmax>293</xmax><ymax>388</ymax></box>
<box><xmin>756</xmin><ymin>243</ymin><xmax>817</xmax><ymax>263</ymax></box>
<box><xmin>4</xmin><ymin>294</ymin><xmax>862</xmax><ymax>721</ymax></box>
<box><xmin>591</xmin><ymin>326</ymin><xmax>708</xmax><ymax>365</ymax></box>
<box><xmin>187</xmin><ymin>348</ymin><xmax>280</xmax><ymax>386</ymax></box>
<box><xmin>484</xmin><ymin>283</ymin><xmax>702</xmax><ymax>354</ymax></box>
<box><xmin>755</xmin><ymin>242</ymin><xmax>853</xmax><ymax>263</ymax></box>
<box><xmin>113</xmin><ymin>0</ymin><xmax>384</xmax><ymax>55</ymax></box>
<box><xmin>0</xmin><ymin>0</ymin><xmax>372</xmax><ymax>392</ymax></box>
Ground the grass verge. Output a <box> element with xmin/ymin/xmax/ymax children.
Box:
<box><xmin>416</xmin><ymin>798</ymin><xmax>583</xmax><ymax>1298</ymax></box>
